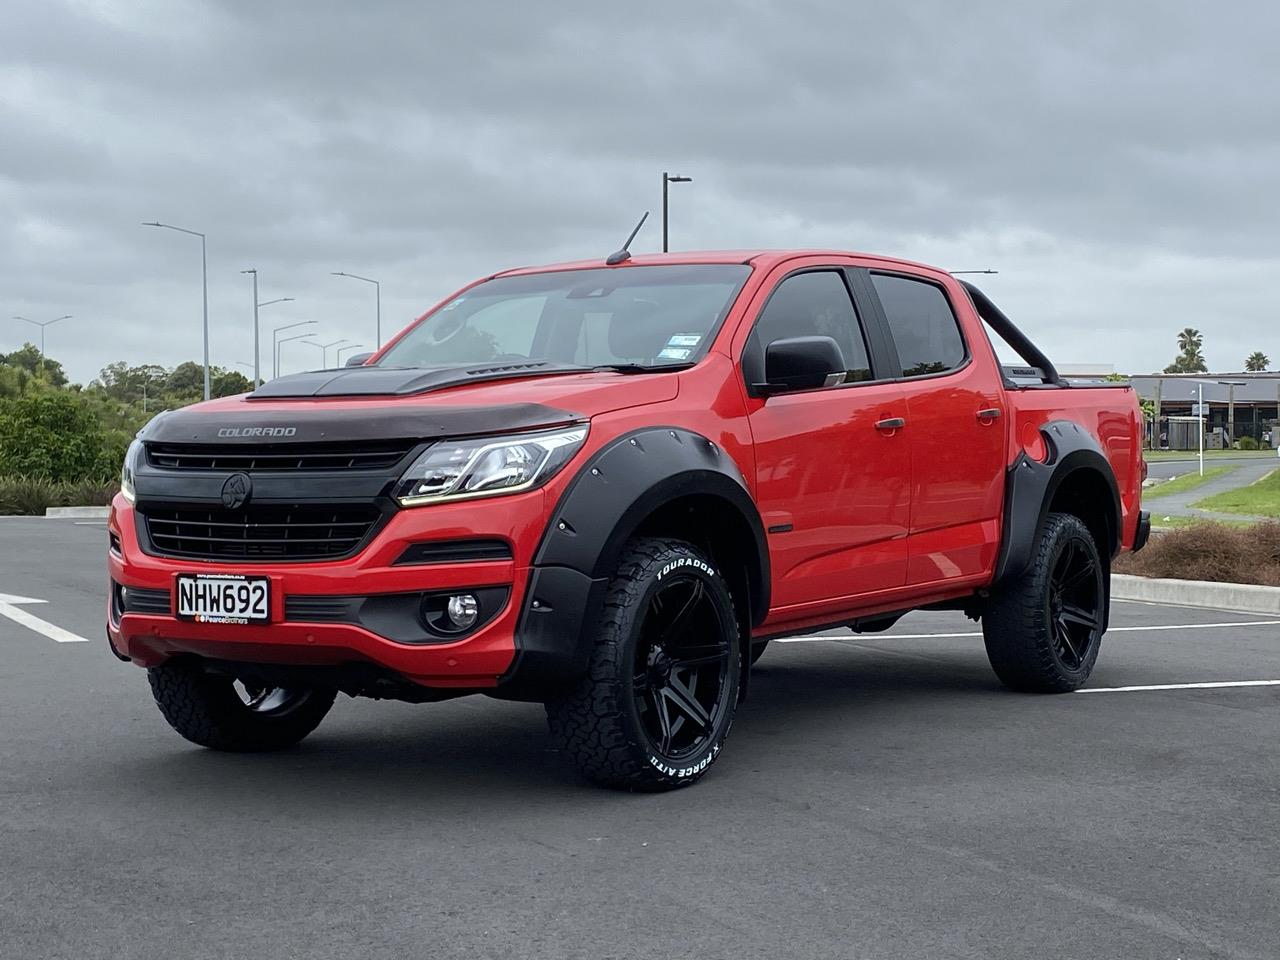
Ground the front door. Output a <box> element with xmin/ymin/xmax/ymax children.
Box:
<box><xmin>741</xmin><ymin>266</ymin><xmax>911</xmax><ymax>613</ymax></box>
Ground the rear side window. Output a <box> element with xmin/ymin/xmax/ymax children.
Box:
<box><xmin>751</xmin><ymin>271</ymin><xmax>873</xmax><ymax>382</ymax></box>
<box><xmin>871</xmin><ymin>273</ymin><xmax>966</xmax><ymax>377</ymax></box>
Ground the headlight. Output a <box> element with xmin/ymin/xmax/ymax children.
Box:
<box><xmin>394</xmin><ymin>426</ymin><xmax>588</xmax><ymax>506</ymax></box>
<box><xmin>120</xmin><ymin>439</ymin><xmax>142</xmax><ymax>504</ymax></box>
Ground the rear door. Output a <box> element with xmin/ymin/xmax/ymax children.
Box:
<box><xmin>738</xmin><ymin>262</ymin><xmax>911</xmax><ymax>613</ymax></box>
<box><xmin>862</xmin><ymin>270</ymin><xmax>1006</xmax><ymax>586</ymax></box>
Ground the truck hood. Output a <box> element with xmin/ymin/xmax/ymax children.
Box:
<box><xmin>141</xmin><ymin>368</ymin><xmax>678</xmax><ymax>446</ymax></box>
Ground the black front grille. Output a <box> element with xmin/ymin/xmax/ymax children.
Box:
<box><xmin>141</xmin><ymin>504</ymin><xmax>383</xmax><ymax>561</ymax></box>
<box><xmin>147</xmin><ymin>441</ymin><xmax>416</xmax><ymax>472</ymax></box>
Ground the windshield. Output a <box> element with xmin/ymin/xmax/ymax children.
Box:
<box><xmin>376</xmin><ymin>264</ymin><xmax>751</xmax><ymax>370</ymax></box>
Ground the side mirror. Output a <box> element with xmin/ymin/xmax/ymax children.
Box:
<box><xmin>344</xmin><ymin>352</ymin><xmax>375</xmax><ymax>368</ymax></box>
<box><xmin>758</xmin><ymin>336</ymin><xmax>846</xmax><ymax>394</ymax></box>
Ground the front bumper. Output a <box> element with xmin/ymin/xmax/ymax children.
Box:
<box><xmin>106</xmin><ymin>493</ymin><xmax>547</xmax><ymax>689</ymax></box>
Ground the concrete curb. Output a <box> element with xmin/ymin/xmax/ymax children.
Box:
<box><xmin>44</xmin><ymin>506</ymin><xmax>110</xmax><ymax>519</ymax></box>
<box><xmin>1112</xmin><ymin>573</ymin><xmax>1280</xmax><ymax>615</ymax></box>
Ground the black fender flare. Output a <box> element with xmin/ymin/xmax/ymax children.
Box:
<box><xmin>994</xmin><ymin>419</ymin><xmax>1121</xmax><ymax>586</ymax></box>
<box><xmin>499</xmin><ymin>427</ymin><xmax>769</xmax><ymax>699</ymax></box>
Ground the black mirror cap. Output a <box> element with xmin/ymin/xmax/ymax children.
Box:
<box><xmin>344</xmin><ymin>352</ymin><xmax>376</xmax><ymax>367</ymax></box>
<box><xmin>759</xmin><ymin>336</ymin><xmax>846</xmax><ymax>394</ymax></box>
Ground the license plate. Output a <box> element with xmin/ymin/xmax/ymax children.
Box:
<box><xmin>176</xmin><ymin>574</ymin><xmax>270</xmax><ymax>624</ymax></box>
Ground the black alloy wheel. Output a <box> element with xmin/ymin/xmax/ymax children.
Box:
<box><xmin>632</xmin><ymin>573</ymin><xmax>733</xmax><ymax>761</ymax></box>
<box><xmin>545</xmin><ymin>537</ymin><xmax>742</xmax><ymax>790</ymax></box>
<box><xmin>982</xmin><ymin>512</ymin><xmax>1107</xmax><ymax>692</ymax></box>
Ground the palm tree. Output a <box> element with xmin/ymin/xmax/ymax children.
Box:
<box><xmin>1245</xmin><ymin>351</ymin><xmax>1270</xmax><ymax>372</ymax></box>
<box><xmin>1177</xmin><ymin>328</ymin><xmax>1203</xmax><ymax>355</ymax></box>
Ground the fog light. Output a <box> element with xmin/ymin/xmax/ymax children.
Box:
<box><xmin>445</xmin><ymin>593</ymin><xmax>479</xmax><ymax>630</ymax></box>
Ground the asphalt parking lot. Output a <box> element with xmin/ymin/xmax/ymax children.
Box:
<box><xmin>3</xmin><ymin>516</ymin><xmax>1278</xmax><ymax>960</ymax></box>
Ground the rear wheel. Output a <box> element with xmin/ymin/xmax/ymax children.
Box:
<box><xmin>983</xmin><ymin>512</ymin><xmax>1106</xmax><ymax>692</ymax></box>
<box><xmin>545</xmin><ymin>537</ymin><xmax>741</xmax><ymax>791</ymax></box>
<box><xmin>147</xmin><ymin>660</ymin><xmax>336</xmax><ymax>751</ymax></box>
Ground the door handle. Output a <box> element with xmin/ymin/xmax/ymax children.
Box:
<box><xmin>875</xmin><ymin>417</ymin><xmax>906</xmax><ymax>431</ymax></box>
<box><xmin>976</xmin><ymin>408</ymin><xmax>1002</xmax><ymax>422</ymax></box>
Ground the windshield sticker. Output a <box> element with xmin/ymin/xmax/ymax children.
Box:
<box><xmin>441</xmin><ymin>297</ymin><xmax>464</xmax><ymax>311</ymax></box>
<box><xmin>657</xmin><ymin>346</ymin><xmax>692</xmax><ymax>360</ymax></box>
<box><xmin>666</xmin><ymin>334</ymin><xmax>701</xmax><ymax>347</ymax></box>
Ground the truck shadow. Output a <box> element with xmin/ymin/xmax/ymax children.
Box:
<box><xmin>118</xmin><ymin>646</ymin><xmax>1005</xmax><ymax>805</ymax></box>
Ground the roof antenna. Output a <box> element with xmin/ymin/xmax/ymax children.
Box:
<box><xmin>606</xmin><ymin>211</ymin><xmax>649</xmax><ymax>265</ymax></box>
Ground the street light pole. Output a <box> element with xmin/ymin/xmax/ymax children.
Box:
<box><xmin>316</xmin><ymin>339</ymin><xmax>350</xmax><ymax>368</ymax></box>
<box><xmin>242</xmin><ymin>269</ymin><xmax>259</xmax><ymax>385</ymax></box>
<box><xmin>277</xmin><ymin>332</ymin><xmax>317</xmax><ymax>376</ymax></box>
<box><xmin>331</xmin><ymin>272</ymin><xmax>381</xmax><ymax>348</ymax></box>
<box><xmin>11</xmin><ymin>315</ymin><xmax>72</xmax><ymax>376</ymax></box>
<box><xmin>950</xmin><ymin>269</ymin><xmax>1000</xmax><ymax>275</ymax></box>
<box><xmin>241</xmin><ymin>269</ymin><xmax>295</xmax><ymax>386</ymax></box>
<box><xmin>336</xmin><ymin>343</ymin><xmax>365</xmax><ymax>365</ymax></box>
<box><xmin>143</xmin><ymin>221</ymin><xmax>209</xmax><ymax>400</ymax></box>
<box><xmin>661</xmin><ymin>172</ymin><xmax>692</xmax><ymax>253</ymax></box>
<box><xmin>272</xmin><ymin>320</ymin><xmax>318</xmax><ymax>378</ymax></box>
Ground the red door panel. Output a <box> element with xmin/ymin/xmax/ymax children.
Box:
<box><xmin>750</xmin><ymin>382</ymin><xmax>911</xmax><ymax>608</ymax></box>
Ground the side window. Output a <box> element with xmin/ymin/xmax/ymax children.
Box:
<box><xmin>870</xmin><ymin>273</ymin><xmax>966</xmax><ymax>377</ymax></box>
<box><xmin>751</xmin><ymin>271</ymin><xmax>873</xmax><ymax>382</ymax></box>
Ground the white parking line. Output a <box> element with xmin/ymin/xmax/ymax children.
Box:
<box><xmin>774</xmin><ymin>620</ymin><xmax>1280</xmax><ymax>643</ymax></box>
<box><xmin>1078</xmin><ymin>680</ymin><xmax>1280</xmax><ymax>693</ymax></box>
<box><xmin>0</xmin><ymin>593</ymin><xmax>91</xmax><ymax>644</ymax></box>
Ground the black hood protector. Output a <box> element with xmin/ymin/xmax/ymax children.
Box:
<box><xmin>247</xmin><ymin>362</ymin><xmax>586</xmax><ymax>399</ymax></box>
<box><xmin>143</xmin><ymin>402</ymin><xmax>581</xmax><ymax>446</ymax></box>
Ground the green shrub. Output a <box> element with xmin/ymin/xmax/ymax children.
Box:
<box><xmin>0</xmin><ymin>475</ymin><xmax>119</xmax><ymax>516</ymax></box>
<box><xmin>0</xmin><ymin>390</ymin><xmax>124</xmax><ymax>482</ymax></box>
<box><xmin>1238</xmin><ymin>436</ymin><xmax>1259</xmax><ymax>450</ymax></box>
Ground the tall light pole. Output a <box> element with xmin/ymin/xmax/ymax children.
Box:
<box><xmin>11</xmin><ymin>315</ymin><xmax>71</xmax><ymax>375</ymax></box>
<box><xmin>307</xmin><ymin>337</ymin><xmax>348</xmax><ymax>368</ymax></box>
<box><xmin>143</xmin><ymin>221</ymin><xmax>209</xmax><ymax>400</ymax></box>
<box><xmin>277</xmin><ymin>332</ymin><xmax>317</xmax><ymax>376</ymax></box>
<box><xmin>1189</xmin><ymin>379</ymin><xmax>1247</xmax><ymax>475</ymax></box>
<box><xmin>336</xmin><ymin>343</ymin><xmax>365</xmax><ymax>365</ymax></box>
<box><xmin>272</xmin><ymin>320</ymin><xmax>318</xmax><ymax>378</ymax></box>
<box><xmin>241</xmin><ymin>269</ymin><xmax>295</xmax><ymax>386</ymax></box>
<box><xmin>661</xmin><ymin>172</ymin><xmax>692</xmax><ymax>253</ymax></box>
<box><xmin>331</xmin><ymin>272</ymin><xmax>381</xmax><ymax>348</ymax></box>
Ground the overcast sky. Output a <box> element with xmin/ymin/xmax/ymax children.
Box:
<box><xmin>2</xmin><ymin>0</ymin><xmax>1277</xmax><ymax>383</ymax></box>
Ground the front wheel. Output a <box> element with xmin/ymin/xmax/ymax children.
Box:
<box><xmin>982</xmin><ymin>512</ymin><xmax>1107</xmax><ymax>692</ymax></box>
<box><xmin>545</xmin><ymin>537</ymin><xmax>741</xmax><ymax>791</ymax></box>
<box><xmin>147</xmin><ymin>661</ymin><xmax>336</xmax><ymax>751</ymax></box>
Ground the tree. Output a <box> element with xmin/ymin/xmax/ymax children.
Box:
<box><xmin>93</xmin><ymin>361</ymin><xmax>170</xmax><ymax>404</ymax></box>
<box><xmin>2</xmin><ymin>343</ymin><xmax>68</xmax><ymax>387</ymax></box>
<box><xmin>1245</xmin><ymin>351</ymin><xmax>1270</xmax><ymax>372</ymax></box>
<box><xmin>1163</xmin><ymin>327</ymin><xmax>1208</xmax><ymax>374</ymax></box>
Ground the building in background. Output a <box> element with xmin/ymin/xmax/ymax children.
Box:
<box><xmin>1128</xmin><ymin>373</ymin><xmax>1280</xmax><ymax>449</ymax></box>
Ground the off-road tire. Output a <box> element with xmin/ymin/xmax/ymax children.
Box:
<box><xmin>147</xmin><ymin>661</ymin><xmax>336</xmax><ymax>751</ymax></box>
<box><xmin>983</xmin><ymin>512</ymin><xmax>1106</xmax><ymax>693</ymax></box>
<box><xmin>545</xmin><ymin>537</ymin><xmax>742</xmax><ymax>791</ymax></box>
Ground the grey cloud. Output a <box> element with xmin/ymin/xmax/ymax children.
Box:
<box><xmin>2</xmin><ymin>0</ymin><xmax>1278</xmax><ymax>382</ymax></box>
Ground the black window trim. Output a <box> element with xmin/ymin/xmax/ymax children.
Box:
<box><xmin>860</xmin><ymin>268</ymin><xmax>973</xmax><ymax>383</ymax></box>
<box><xmin>741</xmin><ymin>265</ymin><xmax>900</xmax><ymax>398</ymax></box>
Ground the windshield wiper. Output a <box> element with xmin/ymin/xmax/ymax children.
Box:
<box><xmin>593</xmin><ymin>362</ymin><xmax>695</xmax><ymax>374</ymax></box>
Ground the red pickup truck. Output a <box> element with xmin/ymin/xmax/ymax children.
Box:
<box><xmin>108</xmin><ymin>249</ymin><xmax>1148</xmax><ymax>790</ymax></box>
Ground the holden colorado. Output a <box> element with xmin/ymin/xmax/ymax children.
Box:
<box><xmin>108</xmin><ymin>249</ymin><xmax>1149</xmax><ymax>791</ymax></box>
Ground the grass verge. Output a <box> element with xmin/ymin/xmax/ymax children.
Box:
<box><xmin>1192</xmin><ymin>469</ymin><xmax>1280</xmax><ymax>518</ymax></box>
<box><xmin>1143</xmin><ymin>465</ymin><xmax>1234</xmax><ymax>500</ymax></box>
<box><xmin>1144</xmin><ymin>449</ymin><xmax>1277</xmax><ymax>461</ymax></box>
<box><xmin>1114</xmin><ymin>520</ymin><xmax>1280</xmax><ymax>586</ymax></box>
